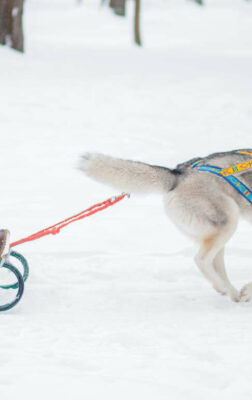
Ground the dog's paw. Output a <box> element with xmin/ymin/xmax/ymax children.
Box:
<box><xmin>240</xmin><ymin>282</ymin><xmax>252</xmax><ymax>302</ymax></box>
<box><xmin>213</xmin><ymin>285</ymin><xmax>226</xmax><ymax>296</ymax></box>
<box><xmin>214</xmin><ymin>286</ymin><xmax>241</xmax><ymax>302</ymax></box>
<box><xmin>230</xmin><ymin>289</ymin><xmax>242</xmax><ymax>303</ymax></box>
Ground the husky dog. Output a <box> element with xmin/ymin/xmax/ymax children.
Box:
<box><xmin>79</xmin><ymin>150</ymin><xmax>252</xmax><ymax>302</ymax></box>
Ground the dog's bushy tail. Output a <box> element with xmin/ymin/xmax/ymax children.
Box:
<box><xmin>79</xmin><ymin>153</ymin><xmax>177</xmax><ymax>194</ymax></box>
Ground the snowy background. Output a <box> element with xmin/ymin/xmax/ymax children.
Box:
<box><xmin>1</xmin><ymin>0</ymin><xmax>252</xmax><ymax>398</ymax></box>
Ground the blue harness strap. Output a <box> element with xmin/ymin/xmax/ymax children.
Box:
<box><xmin>188</xmin><ymin>162</ymin><xmax>252</xmax><ymax>204</ymax></box>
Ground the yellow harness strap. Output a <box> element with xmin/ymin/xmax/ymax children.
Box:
<box><xmin>220</xmin><ymin>151</ymin><xmax>252</xmax><ymax>177</ymax></box>
<box><xmin>239</xmin><ymin>151</ymin><xmax>252</xmax><ymax>157</ymax></box>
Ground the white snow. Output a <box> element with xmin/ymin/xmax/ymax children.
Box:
<box><xmin>1</xmin><ymin>0</ymin><xmax>252</xmax><ymax>398</ymax></box>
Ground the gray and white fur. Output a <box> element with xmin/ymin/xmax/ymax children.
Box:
<box><xmin>79</xmin><ymin>150</ymin><xmax>252</xmax><ymax>302</ymax></box>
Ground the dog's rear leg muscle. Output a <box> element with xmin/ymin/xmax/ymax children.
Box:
<box><xmin>195</xmin><ymin>235</ymin><xmax>240</xmax><ymax>302</ymax></box>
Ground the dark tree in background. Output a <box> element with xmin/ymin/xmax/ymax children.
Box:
<box><xmin>108</xmin><ymin>0</ymin><xmax>142</xmax><ymax>46</ymax></box>
<box><xmin>134</xmin><ymin>0</ymin><xmax>141</xmax><ymax>46</ymax></box>
<box><xmin>0</xmin><ymin>0</ymin><xmax>24</xmax><ymax>52</ymax></box>
<box><xmin>110</xmin><ymin>0</ymin><xmax>126</xmax><ymax>16</ymax></box>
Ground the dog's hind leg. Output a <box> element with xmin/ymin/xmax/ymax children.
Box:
<box><xmin>213</xmin><ymin>248</ymin><xmax>234</xmax><ymax>295</ymax></box>
<box><xmin>215</xmin><ymin>246</ymin><xmax>252</xmax><ymax>303</ymax></box>
<box><xmin>239</xmin><ymin>216</ymin><xmax>252</xmax><ymax>301</ymax></box>
<box><xmin>194</xmin><ymin>195</ymin><xmax>241</xmax><ymax>302</ymax></box>
<box><xmin>195</xmin><ymin>238</ymin><xmax>240</xmax><ymax>302</ymax></box>
<box><xmin>166</xmin><ymin>190</ymin><xmax>240</xmax><ymax>301</ymax></box>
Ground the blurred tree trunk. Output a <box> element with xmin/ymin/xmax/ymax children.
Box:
<box><xmin>0</xmin><ymin>0</ymin><xmax>24</xmax><ymax>52</ymax></box>
<box><xmin>108</xmin><ymin>0</ymin><xmax>141</xmax><ymax>47</ymax></box>
<box><xmin>110</xmin><ymin>0</ymin><xmax>125</xmax><ymax>16</ymax></box>
<box><xmin>134</xmin><ymin>0</ymin><xmax>141</xmax><ymax>46</ymax></box>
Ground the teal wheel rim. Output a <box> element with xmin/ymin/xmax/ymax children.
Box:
<box><xmin>0</xmin><ymin>250</ymin><xmax>29</xmax><ymax>290</ymax></box>
<box><xmin>0</xmin><ymin>263</ymin><xmax>24</xmax><ymax>312</ymax></box>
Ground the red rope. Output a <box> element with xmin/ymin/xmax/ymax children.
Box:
<box><xmin>10</xmin><ymin>193</ymin><xmax>129</xmax><ymax>248</ymax></box>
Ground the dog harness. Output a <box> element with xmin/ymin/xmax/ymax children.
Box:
<box><xmin>188</xmin><ymin>150</ymin><xmax>252</xmax><ymax>204</ymax></box>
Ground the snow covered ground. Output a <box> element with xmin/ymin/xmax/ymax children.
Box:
<box><xmin>1</xmin><ymin>0</ymin><xmax>252</xmax><ymax>398</ymax></box>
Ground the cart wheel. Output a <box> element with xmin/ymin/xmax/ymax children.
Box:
<box><xmin>0</xmin><ymin>250</ymin><xmax>29</xmax><ymax>290</ymax></box>
<box><xmin>0</xmin><ymin>263</ymin><xmax>24</xmax><ymax>312</ymax></box>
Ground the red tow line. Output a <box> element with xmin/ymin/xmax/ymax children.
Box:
<box><xmin>10</xmin><ymin>193</ymin><xmax>129</xmax><ymax>248</ymax></box>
